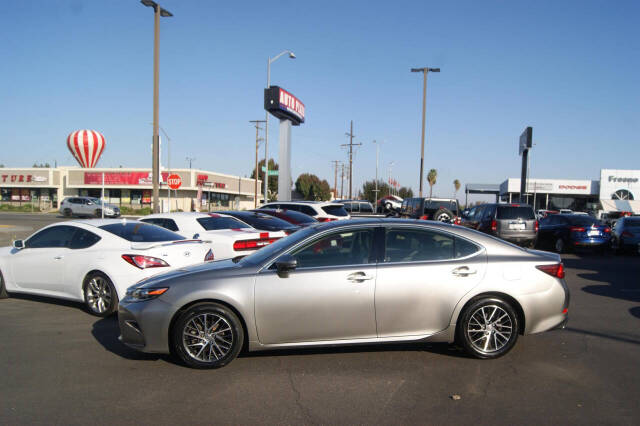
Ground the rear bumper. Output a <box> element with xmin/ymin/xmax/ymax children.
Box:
<box><xmin>572</xmin><ymin>238</ymin><xmax>610</xmax><ymax>247</ymax></box>
<box><xmin>501</xmin><ymin>235</ymin><xmax>536</xmax><ymax>245</ymax></box>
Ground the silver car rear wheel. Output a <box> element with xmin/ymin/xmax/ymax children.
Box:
<box><xmin>458</xmin><ymin>297</ymin><xmax>519</xmax><ymax>359</ymax></box>
<box><xmin>467</xmin><ymin>305</ymin><xmax>513</xmax><ymax>353</ymax></box>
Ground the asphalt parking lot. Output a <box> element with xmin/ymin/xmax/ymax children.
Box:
<box><xmin>1</xmin><ymin>213</ymin><xmax>639</xmax><ymax>425</ymax></box>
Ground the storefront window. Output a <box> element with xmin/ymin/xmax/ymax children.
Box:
<box><xmin>209</xmin><ymin>192</ymin><xmax>230</xmax><ymax>207</ymax></box>
<box><xmin>130</xmin><ymin>190</ymin><xmax>142</xmax><ymax>205</ymax></box>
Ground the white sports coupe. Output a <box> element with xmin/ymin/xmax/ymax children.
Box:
<box><xmin>0</xmin><ymin>219</ymin><xmax>214</xmax><ymax>316</ymax></box>
<box><xmin>140</xmin><ymin>212</ymin><xmax>286</xmax><ymax>261</ymax></box>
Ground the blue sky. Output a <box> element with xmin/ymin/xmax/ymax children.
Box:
<box><xmin>1</xmin><ymin>0</ymin><xmax>638</xmax><ymax>201</ymax></box>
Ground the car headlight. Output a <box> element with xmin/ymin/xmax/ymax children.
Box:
<box><xmin>126</xmin><ymin>287</ymin><xmax>169</xmax><ymax>301</ymax></box>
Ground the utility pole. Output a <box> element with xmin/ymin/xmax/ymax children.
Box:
<box><xmin>411</xmin><ymin>66</ymin><xmax>440</xmax><ymax>198</ymax></box>
<box><xmin>340</xmin><ymin>163</ymin><xmax>345</xmax><ymax>199</ymax></box>
<box><xmin>186</xmin><ymin>157</ymin><xmax>195</xmax><ymax>169</ymax></box>
<box><xmin>341</xmin><ymin>120</ymin><xmax>361</xmax><ymax>199</ymax></box>
<box><xmin>331</xmin><ymin>160</ymin><xmax>340</xmax><ymax>199</ymax></box>
<box><xmin>250</xmin><ymin>120</ymin><xmax>266</xmax><ymax>207</ymax></box>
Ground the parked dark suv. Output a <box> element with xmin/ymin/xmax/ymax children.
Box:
<box><xmin>400</xmin><ymin>198</ymin><xmax>460</xmax><ymax>223</ymax></box>
<box><xmin>466</xmin><ymin>203</ymin><xmax>537</xmax><ymax>247</ymax></box>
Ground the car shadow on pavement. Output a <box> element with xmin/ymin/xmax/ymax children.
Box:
<box><xmin>91</xmin><ymin>316</ymin><xmax>165</xmax><ymax>361</ymax></box>
<box><xmin>240</xmin><ymin>341</ymin><xmax>469</xmax><ymax>360</ymax></box>
<box><xmin>8</xmin><ymin>292</ymin><xmax>84</xmax><ymax>310</ymax></box>
<box><xmin>563</xmin><ymin>256</ymin><xmax>640</xmax><ymax>305</ymax></box>
<box><xmin>630</xmin><ymin>307</ymin><xmax>640</xmax><ymax>320</ymax></box>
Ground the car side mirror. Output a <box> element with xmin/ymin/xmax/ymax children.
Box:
<box><xmin>274</xmin><ymin>254</ymin><xmax>297</xmax><ymax>278</ymax></box>
<box><xmin>12</xmin><ymin>240</ymin><xmax>24</xmax><ymax>250</ymax></box>
<box><xmin>193</xmin><ymin>233</ymin><xmax>200</xmax><ymax>239</ymax></box>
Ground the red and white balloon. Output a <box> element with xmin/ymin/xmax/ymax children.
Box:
<box><xmin>67</xmin><ymin>130</ymin><xmax>106</xmax><ymax>168</ymax></box>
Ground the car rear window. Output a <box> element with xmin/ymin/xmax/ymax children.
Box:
<box><xmin>496</xmin><ymin>206</ymin><xmax>535</xmax><ymax>220</ymax></box>
<box><xmin>99</xmin><ymin>222</ymin><xmax>185</xmax><ymax>242</ymax></box>
<box><xmin>321</xmin><ymin>205</ymin><xmax>349</xmax><ymax>217</ymax></box>
<box><xmin>625</xmin><ymin>218</ymin><xmax>640</xmax><ymax>228</ymax></box>
<box><xmin>228</xmin><ymin>212</ymin><xmax>298</xmax><ymax>231</ymax></box>
<box><xmin>280</xmin><ymin>210</ymin><xmax>318</xmax><ymax>224</ymax></box>
<box><xmin>567</xmin><ymin>216</ymin><xmax>600</xmax><ymax>227</ymax></box>
<box><xmin>424</xmin><ymin>201</ymin><xmax>458</xmax><ymax>214</ymax></box>
<box><xmin>196</xmin><ymin>216</ymin><xmax>251</xmax><ymax>231</ymax></box>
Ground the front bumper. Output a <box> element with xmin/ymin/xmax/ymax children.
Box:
<box><xmin>118</xmin><ymin>298</ymin><xmax>173</xmax><ymax>354</ymax></box>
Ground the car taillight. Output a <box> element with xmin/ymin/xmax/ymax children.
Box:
<box><xmin>317</xmin><ymin>217</ymin><xmax>335</xmax><ymax>222</ymax></box>
<box><xmin>536</xmin><ymin>263</ymin><xmax>565</xmax><ymax>279</ymax></box>
<box><xmin>569</xmin><ymin>226</ymin><xmax>585</xmax><ymax>233</ymax></box>
<box><xmin>204</xmin><ymin>249</ymin><xmax>215</xmax><ymax>261</ymax></box>
<box><xmin>602</xmin><ymin>227</ymin><xmax>611</xmax><ymax>233</ymax></box>
<box><xmin>420</xmin><ymin>215</ymin><xmax>429</xmax><ymax>220</ymax></box>
<box><xmin>622</xmin><ymin>230</ymin><xmax>633</xmax><ymax>237</ymax></box>
<box><xmin>491</xmin><ymin>220</ymin><xmax>497</xmax><ymax>232</ymax></box>
<box><xmin>122</xmin><ymin>254</ymin><xmax>169</xmax><ymax>269</ymax></box>
<box><xmin>534</xmin><ymin>221</ymin><xmax>539</xmax><ymax>232</ymax></box>
<box><xmin>454</xmin><ymin>217</ymin><xmax>461</xmax><ymax>225</ymax></box>
<box><xmin>233</xmin><ymin>237</ymin><xmax>280</xmax><ymax>251</ymax></box>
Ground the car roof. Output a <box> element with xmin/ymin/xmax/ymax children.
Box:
<box><xmin>71</xmin><ymin>218</ymin><xmax>141</xmax><ymax>227</ymax></box>
<box><xmin>264</xmin><ymin>201</ymin><xmax>338</xmax><ymax>206</ymax></box>
<box><xmin>144</xmin><ymin>212</ymin><xmax>214</xmax><ymax>219</ymax></box>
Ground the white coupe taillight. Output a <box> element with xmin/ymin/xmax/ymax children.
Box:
<box><xmin>122</xmin><ymin>254</ymin><xmax>169</xmax><ymax>269</ymax></box>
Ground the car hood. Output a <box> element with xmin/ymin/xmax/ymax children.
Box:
<box><xmin>129</xmin><ymin>258</ymin><xmax>250</xmax><ymax>290</ymax></box>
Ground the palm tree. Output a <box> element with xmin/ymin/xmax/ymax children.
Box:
<box><xmin>427</xmin><ymin>169</ymin><xmax>437</xmax><ymax>198</ymax></box>
<box><xmin>453</xmin><ymin>179</ymin><xmax>461</xmax><ymax>199</ymax></box>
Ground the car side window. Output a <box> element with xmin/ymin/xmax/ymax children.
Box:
<box><xmin>25</xmin><ymin>226</ymin><xmax>76</xmax><ymax>249</ymax></box>
<box><xmin>69</xmin><ymin>229</ymin><xmax>101</xmax><ymax>249</ymax></box>
<box><xmin>300</xmin><ymin>205</ymin><xmax>316</xmax><ymax>216</ymax></box>
<box><xmin>455</xmin><ymin>237</ymin><xmax>481</xmax><ymax>258</ymax></box>
<box><xmin>360</xmin><ymin>203</ymin><xmax>373</xmax><ymax>213</ymax></box>
<box><xmin>163</xmin><ymin>219</ymin><xmax>179</xmax><ymax>232</ymax></box>
<box><xmin>291</xmin><ymin>229</ymin><xmax>375</xmax><ymax>268</ymax></box>
<box><xmin>385</xmin><ymin>228</ymin><xmax>454</xmax><ymax>262</ymax></box>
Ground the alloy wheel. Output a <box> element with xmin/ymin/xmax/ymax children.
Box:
<box><xmin>466</xmin><ymin>305</ymin><xmax>513</xmax><ymax>354</ymax></box>
<box><xmin>182</xmin><ymin>313</ymin><xmax>233</xmax><ymax>363</ymax></box>
<box><xmin>85</xmin><ymin>276</ymin><xmax>113</xmax><ymax>314</ymax></box>
<box><xmin>436</xmin><ymin>213</ymin><xmax>451</xmax><ymax>222</ymax></box>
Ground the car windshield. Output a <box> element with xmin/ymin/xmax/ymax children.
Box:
<box><xmin>240</xmin><ymin>226</ymin><xmax>317</xmax><ymax>266</ymax></box>
<box><xmin>321</xmin><ymin>205</ymin><xmax>349</xmax><ymax>217</ymax></box>
<box><xmin>227</xmin><ymin>212</ymin><xmax>298</xmax><ymax>231</ymax></box>
<box><xmin>99</xmin><ymin>222</ymin><xmax>185</xmax><ymax>242</ymax></box>
<box><xmin>196</xmin><ymin>216</ymin><xmax>251</xmax><ymax>231</ymax></box>
<box><xmin>89</xmin><ymin>198</ymin><xmax>102</xmax><ymax>204</ymax></box>
<box><xmin>624</xmin><ymin>218</ymin><xmax>640</xmax><ymax>228</ymax></box>
<box><xmin>497</xmin><ymin>206</ymin><xmax>535</xmax><ymax>220</ymax></box>
<box><xmin>567</xmin><ymin>216</ymin><xmax>600</xmax><ymax>226</ymax></box>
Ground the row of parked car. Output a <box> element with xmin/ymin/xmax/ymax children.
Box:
<box><xmin>1</xmin><ymin>196</ymin><xmax>571</xmax><ymax>369</ymax></box>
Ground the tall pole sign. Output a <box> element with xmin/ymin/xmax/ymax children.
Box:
<box><xmin>264</xmin><ymin>86</ymin><xmax>305</xmax><ymax>201</ymax></box>
<box><xmin>519</xmin><ymin>127</ymin><xmax>533</xmax><ymax>203</ymax></box>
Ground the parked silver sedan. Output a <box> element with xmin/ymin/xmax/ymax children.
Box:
<box><xmin>118</xmin><ymin>219</ymin><xmax>569</xmax><ymax>369</ymax></box>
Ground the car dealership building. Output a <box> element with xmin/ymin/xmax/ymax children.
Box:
<box><xmin>0</xmin><ymin>167</ymin><xmax>260</xmax><ymax>212</ymax></box>
<box><xmin>497</xmin><ymin>169</ymin><xmax>640</xmax><ymax>214</ymax></box>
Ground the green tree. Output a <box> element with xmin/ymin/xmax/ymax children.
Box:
<box><xmin>398</xmin><ymin>186</ymin><xmax>413</xmax><ymax>199</ymax></box>
<box><xmin>250</xmin><ymin>158</ymin><xmax>279</xmax><ymax>201</ymax></box>
<box><xmin>361</xmin><ymin>180</ymin><xmax>391</xmax><ymax>203</ymax></box>
<box><xmin>453</xmin><ymin>179</ymin><xmax>461</xmax><ymax>199</ymax></box>
<box><xmin>295</xmin><ymin>173</ymin><xmax>332</xmax><ymax>201</ymax></box>
<box><xmin>32</xmin><ymin>162</ymin><xmax>51</xmax><ymax>168</ymax></box>
<box><xmin>427</xmin><ymin>169</ymin><xmax>438</xmax><ymax>198</ymax></box>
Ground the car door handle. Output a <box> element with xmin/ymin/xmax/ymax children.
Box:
<box><xmin>347</xmin><ymin>272</ymin><xmax>374</xmax><ymax>282</ymax></box>
<box><xmin>54</xmin><ymin>256</ymin><xmax>64</xmax><ymax>260</ymax></box>
<box><xmin>452</xmin><ymin>266</ymin><xmax>476</xmax><ymax>277</ymax></box>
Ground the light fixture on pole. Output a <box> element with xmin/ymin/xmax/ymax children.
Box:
<box><xmin>410</xmin><ymin>66</ymin><xmax>440</xmax><ymax>198</ymax></box>
<box><xmin>264</xmin><ymin>50</ymin><xmax>295</xmax><ymax>203</ymax></box>
<box><xmin>141</xmin><ymin>0</ymin><xmax>173</xmax><ymax>213</ymax></box>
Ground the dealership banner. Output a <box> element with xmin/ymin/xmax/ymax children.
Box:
<box><xmin>84</xmin><ymin>172</ymin><xmax>169</xmax><ymax>185</ymax></box>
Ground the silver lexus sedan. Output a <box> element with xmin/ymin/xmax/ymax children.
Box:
<box><xmin>118</xmin><ymin>219</ymin><xmax>569</xmax><ymax>369</ymax></box>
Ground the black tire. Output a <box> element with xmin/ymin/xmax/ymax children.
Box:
<box><xmin>457</xmin><ymin>297</ymin><xmax>519</xmax><ymax>359</ymax></box>
<box><xmin>433</xmin><ymin>208</ymin><xmax>453</xmax><ymax>222</ymax></box>
<box><xmin>171</xmin><ymin>303</ymin><xmax>244</xmax><ymax>369</ymax></box>
<box><xmin>0</xmin><ymin>270</ymin><xmax>9</xmax><ymax>299</ymax></box>
<box><xmin>63</xmin><ymin>208</ymin><xmax>73</xmax><ymax>217</ymax></box>
<box><xmin>554</xmin><ymin>237</ymin><xmax>566</xmax><ymax>254</ymax></box>
<box><xmin>83</xmin><ymin>272</ymin><xmax>118</xmax><ymax>317</ymax></box>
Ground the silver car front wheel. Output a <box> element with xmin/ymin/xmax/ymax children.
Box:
<box><xmin>172</xmin><ymin>303</ymin><xmax>244</xmax><ymax>369</ymax></box>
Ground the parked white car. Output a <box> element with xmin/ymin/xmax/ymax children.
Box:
<box><xmin>59</xmin><ymin>196</ymin><xmax>121</xmax><ymax>218</ymax></box>
<box><xmin>259</xmin><ymin>201</ymin><xmax>350</xmax><ymax>221</ymax></box>
<box><xmin>140</xmin><ymin>212</ymin><xmax>286</xmax><ymax>260</ymax></box>
<box><xmin>0</xmin><ymin>219</ymin><xmax>213</xmax><ymax>316</ymax></box>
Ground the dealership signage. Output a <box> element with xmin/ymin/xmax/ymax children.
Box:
<box><xmin>505</xmin><ymin>178</ymin><xmax>596</xmax><ymax>195</ymax></box>
<box><xmin>196</xmin><ymin>174</ymin><xmax>227</xmax><ymax>189</ymax></box>
<box><xmin>600</xmin><ymin>169</ymin><xmax>639</xmax><ymax>201</ymax></box>
<box><xmin>608</xmin><ymin>175</ymin><xmax>638</xmax><ymax>183</ymax></box>
<box><xmin>264</xmin><ymin>86</ymin><xmax>305</xmax><ymax>125</ymax></box>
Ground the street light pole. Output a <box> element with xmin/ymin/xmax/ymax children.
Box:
<box><xmin>265</xmin><ymin>50</ymin><xmax>295</xmax><ymax>204</ymax></box>
<box><xmin>141</xmin><ymin>0</ymin><xmax>172</xmax><ymax>213</ymax></box>
<box><xmin>411</xmin><ymin>66</ymin><xmax>440</xmax><ymax>198</ymax></box>
<box><xmin>250</xmin><ymin>120</ymin><xmax>266</xmax><ymax>208</ymax></box>
<box><xmin>373</xmin><ymin>140</ymin><xmax>380</xmax><ymax>209</ymax></box>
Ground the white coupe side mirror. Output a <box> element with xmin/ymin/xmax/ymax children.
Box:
<box><xmin>13</xmin><ymin>240</ymin><xmax>24</xmax><ymax>250</ymax></box>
